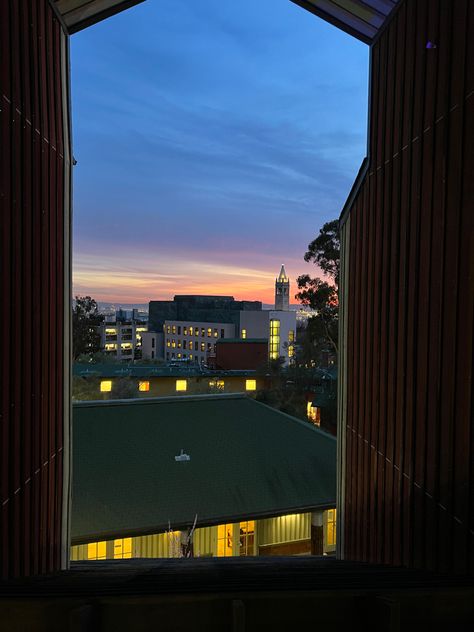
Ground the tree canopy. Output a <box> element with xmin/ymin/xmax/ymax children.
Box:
<box><xmin>295</xmin><ymin>220</ymin><xmax>340</xmax><ymax>360</ymax></box>
<box><xmin>72</xmin><ymin>296</ymin><xmax>103</xmax><ymax>360</ymax></box>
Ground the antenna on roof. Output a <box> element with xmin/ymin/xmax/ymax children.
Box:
<box><xmin>175</xmin><ymin>449</ymin><xmax>190</xmax><ymax>462</ymax></box>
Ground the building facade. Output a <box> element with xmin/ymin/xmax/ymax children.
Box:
<box><xmin>162</xmin><ymin>320</ymin><xmax>236</xmax><ymax>364</ymax></box>
<box><xmin>71</xmin><ymin>510</ymin><xmax>337</xmax><ymax>560</ymax></box>
<box><xmin>99</xmin><ymin>321</ymin><xmax>147</xmax><ymax>360</ymax></box>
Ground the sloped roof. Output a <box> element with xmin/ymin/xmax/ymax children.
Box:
<box><xmin>54</xmin><ymin>0</ymin><xmax>145</xmax><ymax>34</ymax></box>
<box><xmin>72</xmin><ymin>394</ymin><xmax>336</xmax><ymax>543</ymax></box>
<box><xmin>291</xmin><ymin>0</ymin><xmax>401</xmax><ymax>44</ymax></box>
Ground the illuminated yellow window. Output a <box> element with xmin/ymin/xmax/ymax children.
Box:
<box><xmin>288</xmin><ymin>330</ymin><xmax>295</xmax><ymax>358</ymax></box>
<box><xmin>171</xmin><ymin>339</ymin><xmax>176</xmax><ymax>348</ymax></box>
<box><xmin>269</xmin><ymin>319</ymin><xmax>280</xmax><ymax>360</ymax></box>
<box><xmin>189</xmin><ymin>326</ymin><xmax>194</xmax><ymax>335</ymax></box>
<box><xmin>213</xmin><ymin>328</ymin><xmax>218</xmax><ymax>338</ymax></box>
<box><xmin>177</xmin><ymin>353</ymin><xmax>182</xmax><ymax>359</ymax></box>
<box><xmin>172</xmin><ymin>326</ymin><xmax>176</xmax><ymax>334</ymax></box>
<box><xmin>167</xmin><ymin>340</ymin><xmax>171</xmax><ymax>347</ymax></box>
<box><xmin>307</xmin><ymin>402</ymin><xmax>321</xmax><ymax>426</ymax></box>
<box><xmin>105</xmin><ymin>328</ymin><xmax>117</xmax><ymax>335</ymax></box>
<box><xmin>189</xmin><ymin>354</ymin><xmax>193</xmax><ymax>360</ymax></box>
<box><xmin>201</xmin><ymin>342</ymin><xmax>205</xmax><ymax>352</ymax></box>
<box><xmin>189</xmin><ymin>341</ymin><xmax>193</xmax><ymax>350</ymax></box>
<box><xmin>207</xmin><ymin>328</ymin><xmax>212</xmax><ymax>337</ymax></box>
<box><xmin>138</xmin><ymin>381</ymin><xmax>150</xmax><ymax>392</ymax></box>
<box><xmin>105</xmin><ymin>343</ymin><xmax>117</xmax><ymax>351</ymax></box>
<box><xmin>183</xmin><ymin>327</ymin><xmax>188</xmax><ymax>335</ymax></box>
<box><xmin>326</xmin><ymin>509</ymin><xmax>337</xmax><ymax>546</ymax></box>
<box><xmin>217</xmin><ymin>524</ymin><xmax>234</xmax><ymax>557</ymax></box>
<box><xmin>87</xmin><ymin>541</ymin><xmax>107</xmax><ymax>560</ymax></box>
<box><xmin>176</xmin><ymin>379</ymin><xmax>187</xmax><ymax>392</ymax></box>
<box><xmin>239</xmin><ymin>521</ymin><xmax>255</xmax><ymax>556</ymax></box>
<box><xmin>100</xmin><ymin>380</ymin><xmax>112</xmax><ymax>392</ymax></box>
<box><xmin>209</xmin><ymin>379</ymin><xmax>225</xmax><ymax>390</ymax></box>
<box><xmin>201</xmin><ymin>328</ymin><xmax>205</xmax><ymax>337</ymax></box>
<box><xmin>241</xmin><ymin>329</ymin><xmax>247</xmax><ymax>339</ymax></box>
<box><xmin>121</xmin><ymin>343</ymin><xmax>132</xmax><ymax>349</ymax></box>
<box><xmin>166</xmin><ymin>325</ymin><xmax>171</xmax><ymax>334</ymax></box>
<box><xmin>137</xmin><ymin>327</ymin><xmax>147</xmax><ymax>333</ymax></box>
<box><xmin>113</xmin><ymin>538</ymin><xmax>132</xmax><ymax>559</ymax></box>
<box><xmin>245</xmin><ymin>379</ymin><xmax>257</xmax><ymax>391</ymax></box>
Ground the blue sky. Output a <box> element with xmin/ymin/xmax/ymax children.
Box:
<box><xmin>71</xmin><ymin>0</ymin><xmax>369</xmax><ymax>304</ymax></box>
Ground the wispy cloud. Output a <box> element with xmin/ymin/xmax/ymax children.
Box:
<box><xmin>71</xmin><ymin>0</ymin><xmax>368</xmax><ymax>303</ymax></box>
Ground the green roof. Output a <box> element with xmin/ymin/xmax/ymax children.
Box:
<box><xmin>72</xmin><ymin>394</ymin><xmax>336</xmax><ymax>543</ymax></box>
<box><xmin>73</xmin><ymin>363</ymin><xmax>258</xmax><ymax>378</ymax></box>
<box><xmin>216</xmin><ymin>338</ymin><xmax>268</xmax><ymax>344</ymax></box>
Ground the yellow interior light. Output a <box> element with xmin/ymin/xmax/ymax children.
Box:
<box><xmin>176</xmin><ymin>379</ymin><xmax>187</xmax><ymax>392</ymax></box>
<box><xmin>138</xmin><ymin>381</ymin><xmax>150</xmax><ymax>392</ymax></box>
<box><xmin>100</xmin><ymin>380</ymin><xmax>112</xmax><ymax>392</ymax></box>
<box><xmin>245</xmin><ymin>379</ymin><xmax>256</xmax><ymax>391</ymax></box>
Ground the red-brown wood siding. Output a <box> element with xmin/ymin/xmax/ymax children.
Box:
<box><xmin>342</xmin><ymin>0</ymin><xmax>474</xmax><ymax>574</ymax></box>
<box><xmin>1</xmin><ymin>0</ymin><xmax>68</xmax><ymax>579</ymax></box>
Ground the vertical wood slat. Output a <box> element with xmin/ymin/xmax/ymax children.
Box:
<box><xmin>0</xmin><ymin>0</ymin><xmax>68</xmax><ymax>579</ymax></box>
<box><xmin>342</xmin><ymin>0</ymin><xmax>474</xmax><ymax>575</ymax></box>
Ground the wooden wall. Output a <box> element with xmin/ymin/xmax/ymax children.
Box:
<box><xmin>0</xmin><ymin>0</ymin><xmax>71</xmax><ymax>578</ymax></box>
<box><xmin>340</xmin><ymin>0</ymin><xmax>474</xmax><ymax>574</ymax></box>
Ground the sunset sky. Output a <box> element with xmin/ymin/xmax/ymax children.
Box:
<box><xmin>70</xmin><ymin>0</ymin><xmax>369</xmax><ymax>305</ymax></box>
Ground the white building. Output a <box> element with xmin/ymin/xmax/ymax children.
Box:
<box><xmin>162</xmin><ymin>320</ymin><xmax>236</xmax><ymax>364</ymax></box>
<box><xmin>239</xmin><ymin>310</ymin><xmax>296</xmax><ymax>365</ymax></box>
<box><xmin>99</xmin><ymin>322</ymin><xmax>148</xmax><ymax>361</ymax></box>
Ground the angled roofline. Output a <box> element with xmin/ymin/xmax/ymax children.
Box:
<box><xmin>54</xmin><ymin>0</ymin><xmax>146</xmax><ymax>35</ymax></box>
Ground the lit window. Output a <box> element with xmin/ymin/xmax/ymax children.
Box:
<box><xmin>100</xmin><ymin>380</ymin><xmax>112</xmax><ymax>392</ymax></box>
<box><xmin>171</xmin><ymin>339</ymin><xmax>176</xmax><ymax>348</ymax></box>
<box><xmin>213</xmin><ymin>328</ymin><xmax>218</xmax><ymax>338</ymax></box>
<box><xmin>113</xmin><ymin>538</ymin><xmax>132</xmax><ymax>559</ymax></box>
<box><xmin>239</xmin><ymin>521</ymin><xmax>255</xmax><ymax>556</ymax></box>
<box><xmin>121</xmin><ymin>343</ymin><xmax>132</xmax><ymax>349</ymax></box>
<box><xmin>207</xmin><ymin>328</ymin><xmax>212</xmax><ymax>337</ymax></box>
<box><xmin>167</xmin><ymin>340</ymin><xmax>171</xmax><ymax>347</ymax></box>
<box><xmin>209</xmin><ymin>379</ymin><xmax>225</xmax><ymax>390</ymax></box>
<box><xmin>189</xmin><ymin>326</ymin><xmax>194</xmax><ymax>336</ymax></box>
<box><xmin>138</xmin><ymin>381</ymin><xmax>150</xmax><ymax>392</ymax></box>
<box><xmin>189</xmin><ymin>341</ymin><xmax>193</xmax><ymax>350</ymax></box>
<box><xmin>241</xmin><ymin>329</ymin><xmax>247</xmax><ymax>339</ymax></box>
<box><xmin>178</xmin><ymin>340</ymin><xmax>182</xmax><ymax>348</ymax></box>
<box><xmin>105</xmin><ymin>328</ymin><xmax>117</xmax><ymax>335</ymax></box>
<box><xmin>245</xmin><ymin>379</ymin><xmax>256</xmax><ymax>391</ymax></box>
<box><xmin>306</xmin><ymin>402</ymin><xmax>321</xmax><ymax>426</ymax></box>
<box><xmin>177</xmin><ymin>353</ymin><xmax>182</xmax><ymax>359</ymax></box>
<box><xmin>189</xmin><ymin>354</ymin><xmax>193</xmax><ymax>360</ymax></box>
<box><xmin>172</xmin><ymin>326</ymin><xmax>176</xmax><ymax>334</ymax></box>
<box><xmin>326</xmin><ymin>509</ymin><xmax>337</xmax><ymax>546</ymax></box>
<box><xmin>176</xmin><ymin>379</ymin><xmax>187</xmax><ymax>392</ymax></box>
<box><xmin>105</xmin><ymin>343</ymin><xmax>117</xmax><ymax>351</ymax></box>
<box><xmin>288</xmin><ymin>330</ymin><xmax>295</xmax><ymax>358</ymax></box>
<box><xmin>201</xmin><ymin>328</ymin><xmax>205</xmax><ymax>337</ymax></box>
<box><xmin>183</xmin><ymin>327</ymin><xmax>188</xmax><ymax>336</ymax></box>
<box><xmin>217</xmin><ymin>524</ymin><xmax>234</xmax><ymax>557</ymax></box>
<box><xmin>87</xmin><ymin>541</ymin><xmax>107</xmax><ymax>560</ymax></box>
<box><xmin>269</xmin><ymin>319</ymin><xmax>280</xmax><ymax>360</ymax></box>
<box><xmin>201</xmin><ymin>342</ymin><xmax>205</xmax><ymax>352</ymax></box>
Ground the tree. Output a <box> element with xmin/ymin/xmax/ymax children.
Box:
<box><xmin>296</xmin><ymin>220</ymin><xmax>340</xmax><ymax>360</ymax></box>
<box><xmin>72</xmin><ymin>296</ymin><xmax>103</xmax><ymax>360</ymax></box>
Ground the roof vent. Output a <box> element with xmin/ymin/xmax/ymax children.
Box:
<box><xmin>175</xmin><ymin>449</ymin><xmax>190</xmax><ymax>462</ymax></box>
